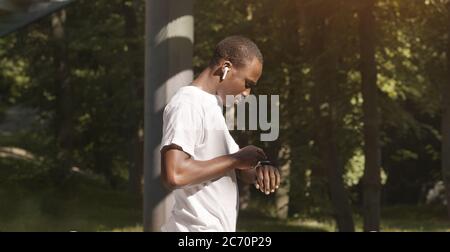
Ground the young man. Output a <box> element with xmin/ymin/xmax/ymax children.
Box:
<box><xmin>160</xmin><ymin>36</ymin><xmax>280</xmax><ymax>232</ymax></box>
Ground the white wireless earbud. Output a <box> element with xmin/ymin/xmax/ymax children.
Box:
<box><xmin>222</xmin><ymin>66</ymin><xmax>230</xmax><ymax>80</ymax></box>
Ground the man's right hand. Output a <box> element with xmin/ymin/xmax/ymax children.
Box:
<box><xmin>231</xmin><ymin>145</ymin><xmax>267</xmax><ymax>170</ymax></box>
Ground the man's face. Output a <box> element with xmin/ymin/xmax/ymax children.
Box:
<box><xmin>216</xmin><ymin>57</ymin><xmax>262</xmax><ymax>106</ymax></box>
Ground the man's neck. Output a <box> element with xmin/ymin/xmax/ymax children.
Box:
<box><xmin>192</xmin><ymin>67</ymin><xmax>219</xmax><ymax>95</ymax></box>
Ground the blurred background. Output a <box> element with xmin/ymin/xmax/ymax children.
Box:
<box><xmin>1</xmin><ymin>0</ymin><xmax>450</xmax><ymax>231</ymax></box>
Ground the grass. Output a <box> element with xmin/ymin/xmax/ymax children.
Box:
<box><xmin>237</xmin><ymin>205</ymin><xmax>450</xmax><ymax>232</ymax></box>
<box><xmin>236</xmin><ymin>210</ymin><xmax>334</xmax><ymax>232</ymax></box>
<box><xmin>0</xmin><ymin>177</ymin><xmax>142</xmax><ymax>232</ymax></box>
<box><xmin>376</xmin><ymin>205</ymin><xmax>450</xmax><ymax>232</ymax></box>
<box><xmin>0</xmin><ymin>180</ymin><xmax>449</xmax><ymax>232</ymax></box>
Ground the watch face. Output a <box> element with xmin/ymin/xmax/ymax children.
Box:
<box><xmin>258</xmin><ymin>160</ymin><xmax>272</xmax><ymax>166</ymax></box>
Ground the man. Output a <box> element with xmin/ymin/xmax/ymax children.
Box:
<box><xmin>160</xmin><ymin>36</ymin><xmax>280</xmax><ymax>232</ymax></box>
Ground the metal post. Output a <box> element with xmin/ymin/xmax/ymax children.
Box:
<box><xmin>143</xmin><ymin>0</ymin><xmax>193</xmax><ymax>232</ymax></box>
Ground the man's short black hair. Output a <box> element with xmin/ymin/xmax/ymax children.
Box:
<box><xmin>209</xmin><ymin>35</ymin><xmax>263</xmax><ymax>68</ymax></box>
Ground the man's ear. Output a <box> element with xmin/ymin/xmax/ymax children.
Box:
<box><xmin>221</xmin><ymin>66</ymin><xmax>230</xmax><ymax>80</ymax></box>
<box><xmin>222</xmin><ymin>61</ymin><xmax>232</xmax><ymax>71</ymax></box>
<box><xmin>220</xmin><ymin>61</ymin><xmax>232</xmax><ymax>81</ymax></box>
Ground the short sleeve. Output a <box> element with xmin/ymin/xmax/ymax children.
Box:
<box><xmin>160</xmin><ymin>103</ymin><xmax>203</xmax><ymax>157</ymax></box>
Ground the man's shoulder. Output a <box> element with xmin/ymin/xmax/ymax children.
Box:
<box><xmin>164</xmin><ymin>97</ymin><xmax>203</xmax><ymax>116</ymax></box>
<box><xmin>165</xmin><ymin>86</ymin><xmax>211</xmax><ymax>113</ymax></box>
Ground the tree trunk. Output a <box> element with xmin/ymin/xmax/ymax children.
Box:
<box><xmin>123</xmin><ymin>0</ymin><xmax>144</xmax><ymax>197</ymax></box>
<box><xmin>324</xmin><ymin>123</ymin><xmax>355</xmax><ymax>232</ymax></box>
<box><xmin>275</xmin><ymin>146</ymin><xmax>291</xmax><ymax>219</ymax></box>
<box><xmin>308</xmin><ymin>2</ymin><xmax>329</xmax><ymax>209</ymax></box>
<box><xmin>443</xmin><ymin>2</ymin><xmax>450</xmax><ymax>219</ymax></box>
<box><xmin>359</xmin><ymin>0</ymin><xmax>381</xmax><ymax>231</ymax></box>
<box><xmin>52</xmin><ymin>9</ymin><xmax>73</xmax><ymax>182</ymax></box>
<box><xmin>309</xmin><ymin>0</ymin><xmax>355</xmax><ymax>232</ymax></box>
<box><xmin>273</xmin><ymin>0</ymin><xmax>308</xmax><ymax>220</ymax></box>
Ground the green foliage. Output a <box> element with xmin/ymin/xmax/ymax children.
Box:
<box><xmin>1</xmin><ymin>0</ymin><xmax>145</xmax><ymax>188</ymax></box>
<box><xmin>0</xmin><ymin>0</ymin><xmax>449</xmax><ymax>230</ymax></box>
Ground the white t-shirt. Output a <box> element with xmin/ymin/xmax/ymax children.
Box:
<box><xmin>160</xmin><ymin>85</ymin><xmax>240</xmax><ymax>232</ymax></box>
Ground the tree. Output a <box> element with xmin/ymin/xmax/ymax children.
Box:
<box><xmin>122</xmin><ymin>0</ymin><xmax>145</xmax><ymax>196</ymax></box>
<box><xmin>307</xmin><ymin>0</ymin><xmax>355</xmax><ymax>231</ymax></box>
<box><xmin>52</xmin><ymin>9</ymin><xmax>74</xmax><ymax>183</ymax></box>
<box><xmin>443</xmin><ymin>1</ymin><xmax>450</xmax><ymax>219</ymax></box>
<box><xmin>359</xmin><ymin>0</ymin><xmax>381</xmax><ymax>231</ymax></box>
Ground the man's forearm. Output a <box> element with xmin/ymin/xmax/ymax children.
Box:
<box><xmin>181</xmin><ymin>154</ymin><xmax>238</xmax><ymax>185</ymax></box>
<box><xmin>163</xmin><ymin>149</ymin><xmax>239</xmax><ymax>189</ymax></box>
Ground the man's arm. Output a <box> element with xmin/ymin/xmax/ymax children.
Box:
<box><xmin>161</xmin><ymin>144</ymin><xmax>266</xmax><ymax>190</ymax></box>
<box><xmin>236</xmin><ymin>169</ymin><xmax>257</xmax><ymax>184</ymax></box>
